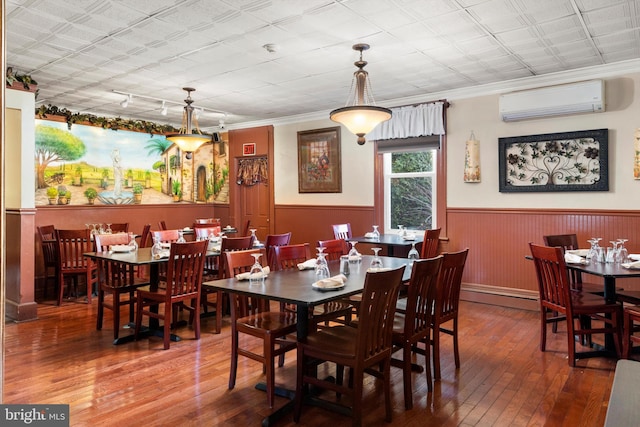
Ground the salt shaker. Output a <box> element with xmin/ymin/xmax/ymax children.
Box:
<box><xmin>340</xmin><ymin>255</ymin><xmax>350</xmax><ymax>275</ymax></box>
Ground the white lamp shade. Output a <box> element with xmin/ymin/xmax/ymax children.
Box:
<box><xmin>330</xmin><ymin>106</ymin><xmax>391</xmax><ymax>136</ymax></box>
<box><xmin>166</xmin><ymin>133</ymin><xmax>210</xmax><ymax>152</ymax></box>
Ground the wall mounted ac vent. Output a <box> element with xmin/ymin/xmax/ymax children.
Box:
<box><xmin>499</xmin><ymin>80</ymin><xmax>604</xmax><ymax>122</ymax></box>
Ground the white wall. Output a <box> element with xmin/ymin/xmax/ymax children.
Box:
<box><xmin>5</xmin><ymin>89</ymin><xmax>35</xmax><ymax>209</ymax></box>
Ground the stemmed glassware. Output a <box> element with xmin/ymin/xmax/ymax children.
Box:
<box><xmin>348</xmin><ymin>241</ymin><xmax>360</xmax><ymax>263</ymax></box>
<box><xmin>315</xmin><ymin>247</ymin><xmax>330</xmax><ymax>279</ymax></box>
<box><xmin>408</xmin><ymin>242</ymin><xmax>419</xmax><ymax>263</ymax></box>
<box><xmin>249</xmin><ymin>253</ymin><xmax>265</xmax><ymax>286</ymax></box>
<box><xmin>398</xmin><ymin>225</ymin><xmax>406</xmax><ymax>237</ymax></box>
<box><xmin>586</xmin><ymin>237</ymin><xmax>603</xmax><ymax>262</ymax></box>
<box><xmin>370</xmin><ymin>247</ymin><xmax>383</xmax><ymax>270</ymax></box>
<box><xmin>151</xmin><ymin>236</ymin><xmax>163</xmax><ymax>258</ymax></box>
<box><xmin>128</xmin><ymin>232</ymin><xmax>138</xmax><ymax>252</ymax></box>
<box><xmin>105</xmin><ymin>223</ymin><xmax>113</xmax><ymax>234</ymax></box>
<box><xmin>249</xmin><ymin>228</ymin><xmax>260</xmax><ymax>247</ymax></box>
<box><xmin>372</xmin><ymin>225</ymin><xmax>380</xmax><ymax>241</ymax></box>
<box><xmin>606</xmin><ymin>241</ymin><xmax>620</xmax><ymax>263</ymax></box>
<box><xmin>618</xmin><ymin>238</ymin><xmax>630</xmax><ymax>263</ymax></box>
<box><xmin>177</xmin><ymin>229</ymin><xmax>186</xmax><ymax>243</ymax></box>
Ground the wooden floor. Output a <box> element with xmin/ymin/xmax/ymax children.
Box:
<box><xmin>3</xmin><ymin>298</ymin><xmax>619</xmax><ymax>427</ymax></box>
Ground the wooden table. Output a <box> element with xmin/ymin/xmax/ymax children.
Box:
<box><xmin>202</xmin><ymin>255</ymin><xmax>411</xmax><ymax>425</ymax></box>
<box><xmin>349</xmin><ymin>233</ymin><xmax>423</xmax><ymax>257</ymax></box>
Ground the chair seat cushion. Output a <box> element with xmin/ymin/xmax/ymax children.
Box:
<box><xmin>236</xmin><ymin>311</ymin><xmax>297</xmax><ymax>333</ymax></box>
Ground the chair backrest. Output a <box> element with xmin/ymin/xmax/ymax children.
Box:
<box><xmin>109</xmin><ymin>223</ymin><xmax>129</xmax><ymax>233</ymax></box>
<box><xmin>152</xmin><ymin>229</ymin><xmax>180</xmax><ymax>243</ymax></box>
<box><xmin>433</xmin><ymin>249</ymin><xmax>469</xmax><ymax>324</ymax></box>
<box><xmin>273</xmin><ymin>243</ymin><xmax>311</xmax><ymax>271</ymax></box>
<box><xmin>243</xmin><ymin>220</ymin><xmax>252</xmax><ymax>236</ymax></box>
<box><xmin>542</xmin><ymin>233</ymin><xmax>584</xmax><ymax>286</ymax></box>
<box><xmin>158</xmin><ymin>220</ymin><xmax>168</xmax><ymax>230</ymax></box>
<box><xmin>420</xmin><ymin>228</ymin><xmax>441</xmax><ymax>259</ymax></box>
<box><xmin>56</xmin><ymin>229</ymin><xmax>94</xmax><ymax>271</ymax></box>
<box><xmin>37</xmin><ymin>225</ymin><xmax>57</xmax><ymax>268</ymax></box>
<box><xmin>193</xmin><ymin>223</ymin><xmax>221</xmax><ymax>239</ymax></box>
<box><xmin>265</xmin><ymin>232</ymin><xmax>292</xmax><ymax>269</ymax></box>
<box><xmin>402</xmin><ymin>256</ymin><xmax>443</xmax><ymax>338</ymax></box>
<box><xmin>139</xmin><ymin>224</ymin><xmax>152</xmax><ymax>248</ymax></box>
<box><xmin>225</xmin><ymin>248</ymin><xmax>269</xmax><ymax>315</ymax></box>
<box><xmin>195</xmin><ymin>218</ymin><xmax>220</xmax><ymax>225</ymax></box>
<box><xmin>317</xmin><ymin>239</ymin><xmax>347</xmax><ymax>260</ymax></box>
<box><xmin>94</xmin><ymin>232</ymin><xmax>130</xmax><ymax>252</ymax></box>
<box><xmin>332</xmin><ymin>223</ymin><xmax>352</xmax><ymax>240</ymax></box>
<box><xmin>356</xmin><ymin>266</ymin><xmax>405</xmax><ymax>361</ymax></box>
<box><xmin>219</xmin><ymin>236</ymin><xmax>255</xmax><ymax>278</ymax></box>
<box><xmin>529</xmin><ymin>243</ymin><xmax>572</xmax><ymax>315</ymax></box>
<box><xmin>164</xmin><ymin>240</ymin><xmax>208</xmax><ymax>299</ymax></box>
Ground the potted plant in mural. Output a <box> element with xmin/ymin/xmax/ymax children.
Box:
<box><xmin>46</xmin><ymin>187</ymin><xmax>58</xmax><ymax>205</ymax></box>
<box><xmin>172</xmin><ymin>180</ymin><xmax>182</xmax><ymax>202</ymax></box>
<box><xmin>73</xmin><ymin>166</ymin><xmax>82</xmax><ymax>186</ymax></box>
<box><xmin>132</xmin><ymin>183</ymin><xmax>143</xmax><ymax>204</ymax></box>
<box><xmin>125</xmin><ymin>169</ymin><xmax>134</xmax><ymax>187</ymax></box>
<box><xmin>84</xmin><ymin>187</ymin><xmax>98</xmax><ymax>205</ymax></box>
<box><xmin>144</xmin><ymin>170</ymin><xmax>152</xmax><ymax>188</ymax></box>
<box><xmin>64</xmin><ymin>190</ymin><xmax>72</xmax><ymax>205</ymax></box>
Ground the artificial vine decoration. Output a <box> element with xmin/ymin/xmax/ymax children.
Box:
<box><xmin>237</xmin><ymin>158</ymin><xmax>268</xmax><ymax>186</ymax></box>
<box><xmin>35</xmin><ymin>104</ymin><xmax>180</xmax><ymax>136</ymax></box>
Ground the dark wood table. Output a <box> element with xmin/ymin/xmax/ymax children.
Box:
<box><xmin>349</xmin><ymin>233</ymin><xmax>423</xmax><ymax>257</ymax></box>
<box><xmin>202</xmin><ymin>255</ymin><xmax>411</xmax><ymax>426</ymax></box>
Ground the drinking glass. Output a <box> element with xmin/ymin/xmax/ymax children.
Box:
<box><xmin>151</xmin><ymin>236</ymin><xmax>163</xmax><ymax>258</ymax></box>
<box><xmin>348</xmin><ymin>241</ymin><xmax>360</xmax><ymax>263</ymax></box>
<box><xmin>398</xmin><ymin>225</ymin><xmax>406</xmax><ymax>237</ymax></box>
<box><xmin>128</xmin><ymin>232</ymin><xmax>138</xmax><ymax>252</ymax></box>
<box><xmin>249</xmin><ymin>253</ymin><xmax>265</xmax><ymax>286</ymax></box>
<box><xmin>105</xmin><ymin>223</ymin><xmax>113</xmax><ymax>234</ymax></box>
<box><xmin>315</xmin><ymin>251</ymin><xmax>330</xmax><ymax>280</ymax></box>
<box><xmin>606</xmin><ymin>242</ymin><xmax>619</xmax><ymax>263</ymax></box>
<box><xmin>372</xmin><ymin>225</ymin><xmax>380</xmax><ymax>241</ymax></box>
<box><xmin>618</xmin><ymin>238</ymin><xmax>630</xmax><ymax>263</ymax></box>
<box><xmin>249</xmin><ymin>228</ymin><xmax>260</xmax><ymax>247</ymax></box>
<box><xmin>370</xmin><ymin>247</ymin><xmax>383</xmax><ymax>270</ymax></box>
<box><xmin>586</xmin><ymin>238</ymin><xmax>599</xmax><ymax>261</ymax></box>
<box><xmin>408</xmin><ymin>242</ymin><xmax>419</xmax><ymax>263</ymax></box>
<box><xmin>177</xmin><ymin>229</ymin><xmax>186</xmax><ymax>243</ymax></box>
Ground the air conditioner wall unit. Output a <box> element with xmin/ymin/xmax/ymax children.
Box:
<box><xmin>499</xmin><ymin>80</ymin><xmax>604</xmax><ymax>122</ymax></box>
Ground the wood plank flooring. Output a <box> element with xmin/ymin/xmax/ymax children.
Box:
<box><xmin>3</xmin><ymin>299</ymin><xmax>618</xmax><ymax>426</ymax></box>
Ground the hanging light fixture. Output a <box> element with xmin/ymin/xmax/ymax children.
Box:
<box><xmin>330</xmin><ymin>43</ymin><xmax>391</xmax><ymax>145</ymax></box>
<box><xmin>166</xmin><ymin>87</ymin><xmax>210</xmax><ymax>159</ymax></box>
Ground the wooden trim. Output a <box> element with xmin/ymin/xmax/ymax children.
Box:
<box><xmin>460</xmin><ymin>283</ymin><xmax>539</xmax><ymax>311</ymax></box>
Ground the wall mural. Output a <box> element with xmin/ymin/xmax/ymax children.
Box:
<box><xmin>34</xmin><ymin>119</ymin><xmax>229</xmax><ymax>205</ymax></box>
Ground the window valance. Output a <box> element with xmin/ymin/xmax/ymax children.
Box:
<box><xmin>367</xmin><ymin>101</ymin><xmax>445</xmax><ymax>141</ymax></box>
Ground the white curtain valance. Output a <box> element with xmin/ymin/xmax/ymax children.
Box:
<box><xmin>367</xmin><ymin>102</ymin><xmax>445</xmax><ymax>141</ymax></box>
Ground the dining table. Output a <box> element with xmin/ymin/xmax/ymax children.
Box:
<box><xmin>349</xmin><ymin>233</ymin><xmax>423</xmax><ymax>257</ymax></box>
<box><xmin>202</xmin><ymin>254</ymin><xmax>412</xmax><ymax>426</ymax></box>
<box><xmin>84</xmin><ymin>246</ymin><xmax>220</xmax><ymax>345</ymax></box>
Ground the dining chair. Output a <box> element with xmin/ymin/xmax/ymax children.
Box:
<box><xmin>391</xmin><ymin>255</ymin><xmax>443</xmax><ymax>409</ymax></box>
<box><xmin>158</xmin><ymin>220</ymin><xmax>168</xmax><ymax>230</ymax></box>
<box><xmin>152</xmin><ymin>229</ymin><xmax>180</xmax><ymax>244</ymax></box>
<box><xmin>139</xmin><ymin>224</ymin><xmax>152</xmax><ymax>248</ymax></box>
<box><xmin>419</xmin><ymin>228</ymin><xmax>441</xmax><ymax>259</ymax></box>
<box><xmin>108</xmin><ymin>223</ymin><xmax>129</xmax><ymax>233</ymax></box>
<box><xmin>429</xmin><ymin>248</ymin><xmax>469</xmax><ymax>380</ymax></box>
<box><xmin>37</xmin><ymin>224</ymin><xmax>58</xmax><ymax>300</ymax></box>
<box><xmin>242</xmin><ymin>219</ymin><xmax>251</xmax><ymax>236</ymax></box>
<box><xmin>195</xmin><ymin>217</ymin><xmax>220</xmax><ymax>224</ymax></box>
<box><xmin>134</xmin><ymin>240</ymin><xmax>208</xmax><ymax>350</ymax></box>
<box><xmin>264</xmin><ymin>232</ymin><xmax>292</xmax><ymax>270</ymax></box>
<box><xmin>225</xmin><ymin>248</ymin><xmax>297</xmax><ymax>408</ymax></box>
<box><xmin>94</xmin><ymin>233</ymin><xmax>149</xmax><ymax>342</ymax></box>
<box><xmin>332</xmin><ymin>223</ymin><xmax>352</xmax><ymax>240</ymax></box>
<box><xmin>317</xmin><ymin>238</ymin><xmax>348</xmax><ymax>260</ymax></box>
<box><xmin>529</xmin><ymin>243</ymin><xmax>623</xmax><ymax>366</ymax></box>
<box><xmin>293</xmin><ymin>266</ymin><xmax>405</xmax><ymax>427</ymax></box>
<box><xmin>193</xmin><ymin>223</ymin><xmax>221</xmax><ymax>240</ymax></box>
<box><xmin>55</xmin><ymin>229</ymin><xmax>98</xmax><ymax>305</ymax></box>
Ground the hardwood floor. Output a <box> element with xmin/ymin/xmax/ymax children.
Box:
<box><xmin>3</xmin><ymin>299</ymin><xmax>617</xmax><ymax>426</ymax></box>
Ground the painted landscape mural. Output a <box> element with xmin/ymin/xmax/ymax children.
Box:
<box><xmin>34</xmin><ymin>119</ymin><xmax>229</xmax><ymax>206</ymax></box>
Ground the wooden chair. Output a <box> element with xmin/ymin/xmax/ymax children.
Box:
<box><xmin>264</xmin><ymin>232</ymin><xmax>292</xmax><ymax>270</ymax></box>
<box><xmin>152</xmin><ymin>229</ymin><xmax>180</xmax><ymax>244</ymax></box>
<box><xmin>242</xmin><ymin>220</ymin><xmax>251</xmax><ymax>237</ymax></box>
<box><xmin>332</xmin><ymin>223</ymin><xmax>352</xmax><ymax>240</ymax></box>
<box><xmin>55</xmin><ymin>229</ymin><xmax>98</xmax><ymax>305</ymax></box>
<box><xmin>195</xmin><ymin>218</ymin><xmax>220</xmax><ymax>225</ymax></box>
<box><xmin>94</xmin><ymin>233</ymin><xmax>149</xmax><ymax>342</ymax></box>
<box><xmin>623</xmin><ymin>305</ymin><xmax>640</xmax><ymax>359</ymax></box>
<box><xmin>134</xmin><ymin>240</ymin><xmax>208</xmax><ymax>350</ymax></box>
<box><xmin>391</xmin><ymin>255</ymin><xmax>443</xmax><ymax>408</ymax></box>
<box><xmin>37</xmin><ymin>225</ymin><xmax>58</xmax><ymax>300</ymax></box>
<box><xmin>419</xmin><ymin>228</ymin><xmax>441</xmax><ymax>259</ymax></box>
<box><xmin>193</xmin><ymin>223</ymin><xmax>221</xmax><ymax>240</ymax></box>
<box><xmin>226</xmin><ymin>249</ymin><xmax>297</xmax><ymax>408</ymax></box>
<box><xmin>529</xmin><ymin>243</ymin><xmax>623</xmax><ymax>366</ymax></box>
<box><xmin>294</xmin><ymin>266</ymin><xmax>405</xmax><ymax>427</ymax></box>
<box><xmin>109</xmin><ymin>223</ymin><xmax>129</xmax><ymax>233</ymax></box>
<box><xmin>139</xmin><ymin>224</ymin><xmax>152</xmax><ymax>248</ymax></box>
<box><xmin>317</xmin><ymin>238</ymin><xmax>347</xmax><ymax>260</ymax></box>
<box><xmin>158</xmin><ymin>220</ymin><xmax>168</xmax><ymax>230</ymax></box>
<box><xmin>219</xmin><ymin>236</ymin><xmax>255</xmax><ymax>278</ymax></box>
<box><xmin>430</xmin><ymin>248</ymin><xmax>469</xmax><ymax>380</ymax></box>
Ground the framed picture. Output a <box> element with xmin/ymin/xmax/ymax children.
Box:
<box><xmin>498</xmin><ymin>128</ymin><xmax>608</xmax><ymax>193</ymax></box>
<box><xmin>297</xmin><ymin>127</ymin><xmax>342</xmax><ymax>193</ymax></box>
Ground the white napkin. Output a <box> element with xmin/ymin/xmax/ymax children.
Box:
<box><xmin>348</xmin><ymin>254</ymin><xmax>362</xmax><ymax>262</ymax></box>
<box><xmin>628</xmin><ymin>254</ymin><xmax>640</xmax><ymax>261</ymax></box>
<box><xmin>160</xmin><ymin>242</ymin><xmax>171</xmax><ymax>249</ymax></box>
<box><xmin>313</xmin><ymin>274</ymin><xmax>347</xmax><ymax>289</ymax></box>
<box><xmin>110</xmin><ymin>244</ymin><xmax>133</xmax><ymax>253</ymax></box>
<box><xmin>622</xmin><ymin>260</ymin><xmax>640</xmax><ymax>270</ymax></box>
<box><xmin>564</xmin><ymin>253</ymin><xmax>586</xmax><ymax>264</ymax></box>
<box><xmin>297</xmin><ymin>259</ymin><xmax>317</xmax><ymax>270</ymax></box>
<box><xmin>235</xmin><ymin>266</ymin><xmax>271</xmax><ymax>281</ymax></box>
<box><xmin>364</xmin><ymin>232</ymin><xmax>376</xmax><ymax>238</ymax></box>
<box><xmin>153</xmin><ymin>250</ymin><xmax>170</xmax><ymax>259</ymax></box>
<box><xmin>367</xmin><ymin>267</ymin><xmax>393</xmax><ymax>273</ymax></box>
<box><xmin>402</xmin><ymin>233</ymin><xmax>416</xmax><ymax>240</ymax></box>
<box><xmin>566</xmin><ymin>249</ymin><xmax>589</xmax><ymax>257</ymax></box>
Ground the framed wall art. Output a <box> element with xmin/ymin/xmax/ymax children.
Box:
<box><xmin>297</xmin><ymin>126</ymin><xmax>342</xmax><ymax>193</ymax></box>
<box><xmin>498</xmin><ymin>128</ymin><xmax>608</xmax><ymax>193</ymax></box>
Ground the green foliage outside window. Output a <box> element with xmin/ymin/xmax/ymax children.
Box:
<box><xmin>389</xmin><ymin>151</ymin><xmax>434</xmax><ymax>230</ymax></box>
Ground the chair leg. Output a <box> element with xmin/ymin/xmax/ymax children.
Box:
<box><xmin>423</xmin><ymin>340</ymin><xmax>433</xmax><ymax>392</ymax></box>
<box><xmin>624</xmin><ymin>311</ymin><xmax>632</xmax><ymax>359</ymax></box>
<box><xmin>57</xmin><ymin>274</ymin><xmax>65</xmax><ymax>306</ymax></box>
<box><xmin>215</xmin><ymin>291</ymin><xmax>223</xmax><ymax>334</ymax></box>
<box><xmin>134</xmin><ymin>295</ymin><xmax>143</xmax><ymax>340</ymax></box>
<box><xmin>540</xmin><ymin>310</ymin><xmax>547</xmax><ymax>352</ymax></box>
<box><xmin>96</xmin><ymin>289</ymin><xmax>104</xmax><ymax>331</ymax></box>
<box><xmin>402</xmin><ymin>344</ymin><xmax>413</xmax><ymax>410</ymax></box>
<box><xmin>383</xmin><ymin>358</ymin><xmax>392</xmax><ymax>423</ymax></box>
<box><xmin>453</xmin><ymin>318</ymin><xmax>460</xmax><ymax>369</ymax></box>
<box><xmin>128</xmin><ymin>291</ymin><xmax>135</xmax><ymax>323</ymax></box>
<box><xmin>352</xmin><ymin>368</ymin><xmax>364</xmax><ymax>427</ymax></box>
<box><xmin>163</xmin><ymin>301</ymin><xmax>172</xmax><ymax>350</ymax></box>
<box><xmin>293</xmin><ymin>347</ymin><xmax>305</xmax><ymax>423</ymax></box>
<box><xmin>433</xmin><ymin>327</ymin><xmax>441</xmax><ymax>380</ymax></box>
<box><xmin>566</xmin><ymin>316</ymin><xmax>577</xmax><ymax>367</ymax></box>
<box><xmin>265</xmin><ymin>336</ymin><xmax>275</xmax><ymax>408</ymax></box>
<box><xmin>112</xmin><ymin>291</ymin><xmax>120</xmax><ymax>340</ymax></box>
<box><xmin>229</xmin><ymin>327</ymin><xmax>239</xmax><ymax>390</ymax></box>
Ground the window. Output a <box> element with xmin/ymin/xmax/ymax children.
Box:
<box><xmin>383</xmin><ymin>150</ymin><xmax>436</xmax><ymax>233</ymax></box>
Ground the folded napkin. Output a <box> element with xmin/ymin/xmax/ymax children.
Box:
<box><xmin>566</xmin><ymin>249</ymin><xmax>589</xmax><ymax>257</ymax></box>
<box><xmin>402</xmin><ymin>233</ymin><xmax>416</xmax><ymax>241</ymax></box>
<box><xmin>160</xmin><ymin>242</ymin><xmax>171</xmax><ymax>249</ymax></box>
<box><xmin>110</xmin><ymin>244</ymin><xmax>133</xmax><ymax>253</ymax></box>
<box><xmin>367</xmin><ymin>267</ymin><xmax>393</xmax><ymax>273</ymax></box>
<box><xmin>236</xmin><ymin>266</ymin><xmax>271</xmax><ymax>281</ymax></box>
<box><xmin>153</xmin><ymin>250</ymin><xmax>170</xmax><ymax>259</ymax></box>
<box><xmin>313</xmin><ymin>274</ymin><xmax>347</xmax><ymax>289</ymax></box>
<box><xmin>628</xmin><ymin>254</ymin><xmax>640</xmax><ymax>261</ymax></box>
<box><xmin>297</xmin><ymin>259</ymin><xmax>317</xmax><ymax>270</ymax></box>
<box><xmin>564</xmin><ymin>253</ymin><xmax>586</xmax><ymax>264</ymax></box>
<box><xmin>622</xmin><ymin>260</ymin><xmax>640</xmax><ymax>270</ymax></box>
<box><xmin>364</xmin><ymin>232</ymin><xmax>376</xmax><ymax>238</ymax></box>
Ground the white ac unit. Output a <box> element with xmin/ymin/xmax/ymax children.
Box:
<box><xmin>499</xmin><ymin>80</ymin><xmax>605</xmax><ymax>122</ymax></box>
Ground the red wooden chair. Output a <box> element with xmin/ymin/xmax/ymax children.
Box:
<box><xmin>419</xmin><ymin>228</ymin><xmax>441</xmax><ymax>259</ymax></box>
<box><xmin>264</xmin><ymin>232</ymin><xmax>292</xmax><ymax>270</ymax></box>
<box><xmin>332</xmin><ymin>223</ymin><xmax>352</xmax><ymax>240</ymax></box>
<box><xmin>37</xmin><ymin>225</ymin><xmax>58</xmax><ymax>300</ymax></box>
<box><xmin>317</xmin><ymin>238</ymin><xmax>347</xmax><ymax>261</ymax></box>
<box><xmin>56</xmin><ymin>229</ymin><xmax>98</xmax><ymax>305</ymax></box>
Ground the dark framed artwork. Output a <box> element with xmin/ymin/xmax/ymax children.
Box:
<box><xmin>297</xmin><ymin>126</ymin><xmax>342</xmax><ymax>193</ymax></box>
<box><xmin>498</xmin><ymin>128</ymin><xmax>608</xmax><ymax>193</ymax></box>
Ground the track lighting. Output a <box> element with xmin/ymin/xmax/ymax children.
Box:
<box><xmin>120</xmin><ymin>94</ymin><xmax>132</xmax><ymax>108</ymax></box>
<box><xmin>160</xmin><ymin>101</ymin><xmax>168</xmax><ymax>115</ymax></box>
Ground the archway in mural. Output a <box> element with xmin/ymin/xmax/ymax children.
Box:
<box><xmin>196</xmin><ymin>165</ymin><xmax>207</xmax><ymax>202</ymax></box>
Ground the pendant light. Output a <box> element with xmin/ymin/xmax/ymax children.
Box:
<box><xmin>166</xmin><ymin>87</ymin><xmax>210</xmax><ymax>159</ymax></box>
<box><xmin>330</xmin><ymin>44</ymin><xmax>391</xmax><ymax>145</ymax></box>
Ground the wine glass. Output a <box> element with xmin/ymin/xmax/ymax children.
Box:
<box><xmin>618</xmin><ymin>238</ymin><xmax>630</xmax><ymax>263</ymax></box>
<box><xmin>348</xmin><ymin>241</ymin><xmax>360</xmax><ymax>263</ymax></box>
<box><xmin>408</xmin><ymin>242</ymin><xmax>419</xmax><ymax>263</ymax></box>
<box><xmin>177</xmin><ymin>229</ymin><xmax>186</xmax><ymax>243</ymax></box>
<box><xmin>128</xmin><ymin>232</ymin><xmax>138</xmax><ymax>252</ymax></box>
<box><xmin>315</xmin><ymin>249</ymin><xmax>330</xmax><ymax>280</ymax></box>
<box><xmin>151</xmin><ymin>236</ymin><xmax>163</xmax><ymax>258</ymax></box>
<box><xmin>105</xmin><ymin>223</ymin><xmax>113</xmax><ymax>234</ymax></box>
<box><xmin>398</xmin><ymin>224</ymin><xmax>406</xmax><ymax>237</ymax></box>
<box><xmin>372</xmin><ymin>225</ymin><xmax>380</xmax><ymax>241</ymax></box>
<box><xmin>249</xmin><ymin>228</ymin><xmax>260</xmax><ymax>247</ymax></box>
<box><xmin>370</xmin><ymin>247</ymin><xmax>383</xmax><ymax>270</ymax></box>
<box><xmin>249</xmin><ymin>253</ymin><xmax>265</xmax><ymax>285</ymax></box>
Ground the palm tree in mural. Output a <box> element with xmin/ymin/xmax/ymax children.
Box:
<box><xmin>144</xmin><ymin>138</ymin><xmax>172</xmax><ymax>157</ymax></box>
